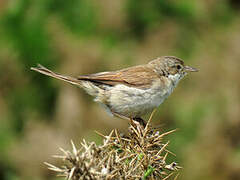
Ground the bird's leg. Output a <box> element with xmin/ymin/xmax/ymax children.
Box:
<box><xmin>111</xmin><ymin>112</ymin><xmax>146</xmax><ymax>127</ymax></box>
<box><xmin>112</xmin><ymin>112</ymin><xmax>130</xmax><ymax>121</ymax></box>
<box><xmin>133</xmin><ymin>117</ymin><xmax>146</xmax><ymax>127</ymax></box>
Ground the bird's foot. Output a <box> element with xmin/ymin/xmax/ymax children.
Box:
<box><xmin>111</xmin><ymin>111</ymin><xmax>146</xmax><ymax>127</ymax></box>
<box><xmin>132</xmin><ymin>117</ymin><xmax>146</xmax><ymax>127</ymax></box>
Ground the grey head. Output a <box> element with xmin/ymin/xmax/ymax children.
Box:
<box><xmin>148</xmin><ymin>56</ymin><xmax>198</xmax><ymax>78</ymax></box>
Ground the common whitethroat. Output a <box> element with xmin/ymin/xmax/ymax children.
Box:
<box><xmin>31</xmin><ymin>56</ymin><xmax>198</xmax><ymax>124</ymax></box>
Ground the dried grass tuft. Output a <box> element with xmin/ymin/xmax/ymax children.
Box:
<box><xmin>45</xmin><ymin>112</ymin><xmax>181</xmax><ymax>180</ymax></box>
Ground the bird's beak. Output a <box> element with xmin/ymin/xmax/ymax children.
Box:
<box><xmin>184</xmin><ymin>66</ymin><xmax>198</xmax><ymax>72</ymax></box>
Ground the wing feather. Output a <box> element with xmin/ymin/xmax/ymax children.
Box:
<box><xmin>78</xmin><ymin>65</ymin><xmax>159</xmax><ymax>88</ymax></box>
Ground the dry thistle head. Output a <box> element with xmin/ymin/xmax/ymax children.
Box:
<box><xmin>45</xmin><ymin>112</ymin><xmax>181</xmax><ymax>180</ymax></box>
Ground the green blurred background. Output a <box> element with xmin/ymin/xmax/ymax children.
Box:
<box><xmin>0</xmin><ymin>0</ymin><xmax>240</xmax><ymax>179</ymax></box>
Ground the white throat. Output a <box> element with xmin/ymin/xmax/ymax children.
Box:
<box><xmin>168</xmin><ymin>73</ymin><xmax>185</xmax><ymax>87</ymax></box>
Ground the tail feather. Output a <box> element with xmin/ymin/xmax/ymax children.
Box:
<box><xmin>30</xmin><ymin>64</ymin><xmax>80</xmax><ymax>86</ymax></box>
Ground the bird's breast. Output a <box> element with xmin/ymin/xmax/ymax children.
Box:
<box><xmin>107</xmin><ymin>79</ymin><xmax>175</xmax><ymax>117</ymax></box>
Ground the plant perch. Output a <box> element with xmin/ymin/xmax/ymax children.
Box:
<box><xmin>45</xmin><ymin>111</ymin><xmax>181</xmax><ymax>180</ymax></box>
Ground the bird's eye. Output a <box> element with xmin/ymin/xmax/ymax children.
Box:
<box><xmin>176</xmin><ymin>65</ymin><xmax>182</xmax><ymax>70</ymax></box>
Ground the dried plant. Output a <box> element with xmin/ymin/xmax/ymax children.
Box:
<box><xmin>45</xmin><ymin>111</ymin><xmax>181</xmax><ymax>180</ymax></box>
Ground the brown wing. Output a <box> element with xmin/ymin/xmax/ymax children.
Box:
<box><xmin>78</xmin><ymin>65</ymin><xmax>159</xmax><ymax>88</ymax></box>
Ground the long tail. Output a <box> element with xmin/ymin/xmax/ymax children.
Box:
<box><xmin>31</xmin><ymin>64</ymin><xmax>80</xmax><ymax>86</ymax></box>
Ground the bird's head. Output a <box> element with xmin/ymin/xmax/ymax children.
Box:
<box><xmin>148</xmin><ymin>56</ymin><xmax>198</xmax><ymax>84</ymax></box>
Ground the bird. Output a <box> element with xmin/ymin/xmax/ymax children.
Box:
<box><xmin>31</xmin><ymin>56</ymin><xmax>198</xmax><ymax>125</ymax></box>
